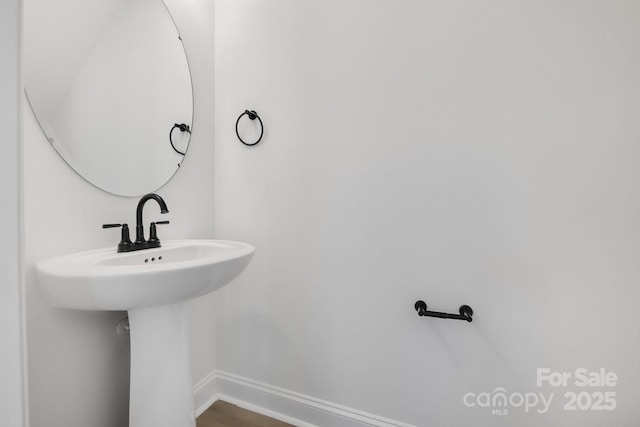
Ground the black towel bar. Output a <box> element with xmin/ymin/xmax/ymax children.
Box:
<box><xmin>414</xmin><ymin>300</ymin><xmax>473</xmax><ymax>322</ymax></box>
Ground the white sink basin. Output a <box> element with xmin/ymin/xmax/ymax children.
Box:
<box><xmin>36</xmin><ymin>239</ymin><xmax>254</xmax><ymax>310</ymax></box>
<box><xmin>36</xmin><ymin>239</ymin><xmax>254</xmax><ymax>427</ymax></box>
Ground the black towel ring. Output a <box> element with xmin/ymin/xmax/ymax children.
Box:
<box><xmin>170</xmin><ymin>123</ymin><xmax>191</xmax><ymax>155</ymax></box>
<box><xmin>236</xmin><ymin>110</ymin><xmax>264</xmax><ymax>146</ymax></box>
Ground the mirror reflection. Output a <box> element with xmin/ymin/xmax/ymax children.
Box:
<box><xmin>24</xmin><ymin>0</ymin><xmax>193</xmax><ymax>196</ymax></box>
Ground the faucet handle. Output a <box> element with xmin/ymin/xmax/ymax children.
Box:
<box><xmin>103</xmin><ymin>223</ymin><xmax>133</xmax><ymax>252</ymax></box>
<box><xmin>148</xmin><ymin>221</ymin><xmax>170</xmax><ymax>243</ymax></box>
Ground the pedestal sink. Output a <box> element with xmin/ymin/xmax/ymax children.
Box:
<box><xmin>36</xmin><ymin>239</ymin><xmax>254</xmax><ymax>427</ymax></box>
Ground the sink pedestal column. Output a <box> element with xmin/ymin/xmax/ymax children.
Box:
<box><xmin>128</xmin><ymin>302</ymin><xmax>195</xmax><ymax>427</ymax></box>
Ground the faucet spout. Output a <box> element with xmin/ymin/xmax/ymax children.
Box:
<box><xmin>135</xmin><ymin>193</ymin><xmax>169</xmax><ymax>244</ymax></box>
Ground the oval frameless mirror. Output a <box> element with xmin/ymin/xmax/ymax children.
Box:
<box><xmin>24</xmin><ymin>0</ymin><xmax>193</xmax><ymax>197</ymax></box>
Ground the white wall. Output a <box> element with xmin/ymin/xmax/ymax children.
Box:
<box><xmin>0</xmin><ymin>0</ymin><xmax>28</xmax><ymax>425</ymax></box>
<box><xmin>213</xmin><ymin>1</ymin><xmax>640</xmax><ymax>426</ymax></box>
<box><xmin>24</xmin><ymin>1</ymin><xmax>215</xmax><ymax>426</ymax></box>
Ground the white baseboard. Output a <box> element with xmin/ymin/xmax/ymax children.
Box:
<box><xmin>193</xmin><ymin>370</ymin><xmax>219</xmax><ymax>418</ymax></box>
<box><xmin>193</xmin><ymin>370</ymin><xmax>415</xmax><ymax>427</ymax></box>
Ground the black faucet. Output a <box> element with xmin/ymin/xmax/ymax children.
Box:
<box><xmin>135</xmin><ymin>193</ymin><xmax>169</xmax><ymax>247</ymax></box>
<box><xmin>103</xmin><ymin>193</ymin><xmax>170</xmax><ymax>252</ymax></box>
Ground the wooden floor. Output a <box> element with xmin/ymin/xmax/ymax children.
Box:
<box><xmin>196</xmin><ymin>401</ymin><xmax>295</xmax><ymax>427</ymax></box>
